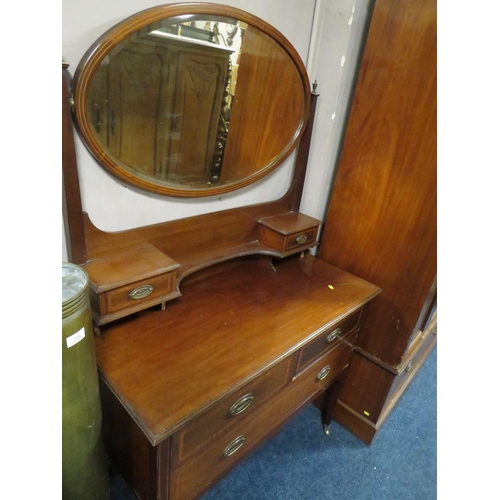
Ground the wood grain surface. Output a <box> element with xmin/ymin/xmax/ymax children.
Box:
<box><xmin>95</xmin><ymin>254</ymin><xmax>380</xmax><ymax>445</ymax></box>
<box><xmin>318</xmin><ymin>0</ymin><xmax>437</xmax><ymax>367</ymax></box>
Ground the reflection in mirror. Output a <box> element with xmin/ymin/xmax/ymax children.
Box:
<box><xmin>75</xmin><ymin>7</ymin><xmax>310</xmax><ymax>196</ymax></box>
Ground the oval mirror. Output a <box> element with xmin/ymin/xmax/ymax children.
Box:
<box><xmin>72</xmin><ymin>3</ymin><xmax>311</xmax><ymax>197</ymax></box>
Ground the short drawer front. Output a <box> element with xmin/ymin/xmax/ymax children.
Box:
<box><xmin>297</xmin><ymin>309</ymin><xmax>362</xmax><ymax>371</ymax></box>
<box><xmin>171</xmin><ymin>354</ymin><xmax>294</xmax><ymax>467</ymax></box>
<box><xmin>295</xmin><ymin>329</ymin><xmax>357</xmax><ymax>383</ymax></box>
<box><xmin>101</xmin><ymin>271</ymin><xmax>177</xmax><ymax>316</ymax></box>
<box><xmin>285</xmin><ymin>227</ymin><xmax>318</xmax><ymax>250</ymax></box>
<box><xmin>258</xmin><ymin>225</ymin><xmax>319</xmax><ymax>253</ymax></box>
<box><xmin>170</xmin><ymin>344</ymin><xmax>352</xmax><ymax>500</ymax></box>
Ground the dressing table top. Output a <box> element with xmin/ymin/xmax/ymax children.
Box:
<box><xmin>95</xmin><ymin>254</ymin><xmax>380</xmax><ymax>445</ymax></box>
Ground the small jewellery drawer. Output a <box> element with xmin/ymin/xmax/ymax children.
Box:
<box><xmin>97</xmin><ymin>271</ymin><xmax>178</xmax><ymax>317</ymax></box>
<box><xmin>284</xmin><ymin>228</ymin><xmax>318</xmax><ymax>251</ymax></box>
<box><xmin>170</xmin><ymin>339</ymin><xmax>354</xmax><ymax>500</ymax></box>
<box><xmin>171</xmin><ymin>354</ymin><xmax>294</xmax><ymax>467</ymax></box>
<box><xmin>85</xmin><ymin>245</ymin><xmax>180</xmax><ymax>326</ymax></box>
<box><xmin>297</xmin><ymin>309</ymin><xmax>362</xmax><ymax>371</ymax></box>
<box><xmin>257</xmin><ymin>212</ymin><xmax>321</xmax><ymax>254</ymax></box>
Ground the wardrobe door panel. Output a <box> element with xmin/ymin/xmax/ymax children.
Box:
<box><xmin>318</xmin><ymin>0</ymin><xmax>437</xmax><ymax>367</ymax></box>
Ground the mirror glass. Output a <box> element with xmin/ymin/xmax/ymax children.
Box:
<box><xmin>73</xmin><ymin>6</ymin><xmax>310</xmax><ymax>197</ymax></box>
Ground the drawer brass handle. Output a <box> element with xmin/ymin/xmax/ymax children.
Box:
<box><xmin>129</xmin><ymin>285</ymin><xmax>154</xmax><ymax>300</ymax></box>
<box><xmin>222</xmin><ymin>435</ymin><xmax>246</xmax><ymax>458</ymax></box>
<box><xmin>316</xmin><ymin>365</ymin><xmax>331</xmax><ymax>381</ymax></box>
<box><xmin>229</xmin><ymin>393</ymin><xmax>254</xmax><ymax>417</ymax></box>
<box><xmin>295</xmin><ymin>234</ymin><xmax>308</xmax><ymax>245</ymax></box>
<box><xmin>405</xmin><ymin>361</ymin><xmax>414</xmax><ymax>373</ymax></box>
<box><xmin>326</xmin><ymin>328</ymin><xmax>342</xmax><ymax>343</ymax></box>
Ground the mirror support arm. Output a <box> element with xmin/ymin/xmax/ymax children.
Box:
<box><xmin>291</xmin><ymin>92</ymin><xmax>319</xmax><ymax>212</ymax></box>
<box><xmin>62</xmin><ymin>63</ymin><xmax>87</xmax><ymax>264</ymax></box>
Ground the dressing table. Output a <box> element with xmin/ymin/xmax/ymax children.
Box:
<box><xmin>62</xmin><ymin>4</ymin><xmax>381</xmax><ymax>499</ymax></box>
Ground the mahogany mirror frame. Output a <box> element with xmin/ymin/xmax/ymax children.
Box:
<box><xmin>71</xmin><ymin>2</ymin><xmax>312</xmax><ymax>197</ymax></box>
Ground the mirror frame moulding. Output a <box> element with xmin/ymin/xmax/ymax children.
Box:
<box><xmin>71</xmin><ymin>2</ymin><xmax>312</xmax><ymax>198</ymax></box>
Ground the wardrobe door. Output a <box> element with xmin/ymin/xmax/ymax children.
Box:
<box><xmin>319</xmin><ymin>0</ymin><xmax>437</xmax><ymax>368</ymax></box>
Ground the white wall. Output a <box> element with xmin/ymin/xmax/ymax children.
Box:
<box><xmin>62</xmin><ymin>0</ymin><xmax>371</xmax><ymax>259</ymax></box>
<box><xmin>302</xmin><ymin>0</ymin><xmax>373</xmax><ymax>222</ymax></box>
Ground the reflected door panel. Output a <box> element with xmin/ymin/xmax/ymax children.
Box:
<box><xmin>166</xmin><ymin>40</ymin><xmax>231</xmax><ymax>184</ymax></box>
<box><xmin>108</xmin><ymin>45</ymin><xmax>164</xmax><ymax>177</ymax></box>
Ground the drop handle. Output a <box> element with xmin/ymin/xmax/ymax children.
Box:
<box><xmin>295</xmin><ymin>234</ymin><xmax>308</xmax><ymax>245</ymax></box>
<box><xmin>326</xmin><ymin>328</ymin><xmax>342</xmax><ymax>343</ymax></box>
<box><xmin>316</xmin><ymin>365</ymin><xmax>331</xmax><ymax>381</ymax></box>
<box><xmin>129</xmin><ymin>285</ymin><xmax>154</xmax><ymax>300</ymax></box>
<box><xmin>229</xmin><ymin>393</ymin><xmax>254</xmax><ymax>416</ymax></box>
<box><xmin>222</xmin><ymin>435</ymin><xmax>246</xmax><ymax>458</ymax></box>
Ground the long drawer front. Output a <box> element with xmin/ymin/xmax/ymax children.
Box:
<box><xmin>169</xmin><ymin>333</ymin><xmax>355</xmax><ymax>500</ymax></box>
<box><xmin>171</xmin><ymin>354</ymin><xmax>295</xmax><ymax>468</ymax></box>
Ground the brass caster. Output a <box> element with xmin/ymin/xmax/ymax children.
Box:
<box><xmin>323</xmin><ymin>424</ymin><xmax>331</xmax><ymax>436</ymax></box>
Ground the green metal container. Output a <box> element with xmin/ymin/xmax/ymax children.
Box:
<box><xmin>62</xmin><ymin>263</ymin><xmax>109</xmax><ymax>500</ymax></box>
